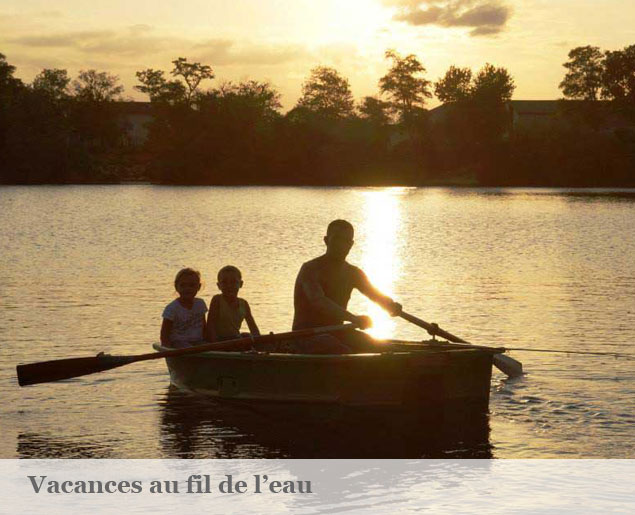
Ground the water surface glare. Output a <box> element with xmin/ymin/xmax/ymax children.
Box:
<box><xmin>1</xmin><ymin>186</ymin><xmax>634</xmax><ymax>458</ymax></box>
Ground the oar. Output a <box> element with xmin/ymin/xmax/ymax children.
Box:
<box><xmin>16</xmin><ymin>323</ymin><xmax>357</xmax><ymax>387</ymax></box>
<box><xmin>399</xmin><ymin>311</ymin><xmax>523</xmax><ymax>378</ymax></box>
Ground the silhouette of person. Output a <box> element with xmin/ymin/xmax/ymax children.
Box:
<box><xmin>291</xmin><ymin>219</ymin><xmax>401</xmax><ymax>353</ymax></box>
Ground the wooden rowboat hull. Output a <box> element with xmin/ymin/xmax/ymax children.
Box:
<box><xmin>153</xmin><ymin>341</ymin><xmax>494</xmax><ymax>412</ymax></box>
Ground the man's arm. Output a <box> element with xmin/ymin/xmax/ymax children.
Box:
<box><xmin>299</xmin><ymin>263</ymin><xmax>371</xmax><ymax>328</ymax></box>
<box><xmin>354</xmin><ymin>268</ymin><xmax>402</xmax><ymax>315</ymax></box>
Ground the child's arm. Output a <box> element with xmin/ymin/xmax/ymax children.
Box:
<box><xmin>244</xmin><ymin>301</ymin><xmax>261</xmax><ymax>336</ymax></box>
<box><xmin>205</xmin><ymin>296</ymin><xmax>219</xmax><ymax>342</ymax></box>
<box><xmin>160</xmin><ymin>318</ymin><xmax>173</xmax><ymax>347</ymax></box>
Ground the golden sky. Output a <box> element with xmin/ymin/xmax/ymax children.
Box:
<box><xmin>2</xmin><ymin>0</ymin><xmax>634</xmax><ymax>109</ymax></box>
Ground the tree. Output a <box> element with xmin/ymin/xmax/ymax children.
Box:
<box><xmin>358</xmin><ymin>96</ymin><xmax>392</xmax><ymax>125</ymax></box>
<box><xmin>68</xmin><ymin>70</ymin><xmax>125</xmax><ymax>172</ymax></box>
<box><xmin>72</xmin><ymin>70</ymin><xmax>124</xmax><ymax>102</ymax></box>
<box><xmin>602</xmin><ymin>45</ymin><xmax>635</xmax><ymax>103</ymax></box>
<box><xmin>135</xmin><ymin>68</ymin><xmax>186</xmax><ymax>104</ymax></box>
<box><xmin>1</xmin><ymin>53</ymin><xmax>20</xmax><ymax>88</ymax></box>
<box><xmin>0</xmin><ymin>54</ymin><xmax>25</xmax><ymax>183</ymax></box>
<box><xmin>136</xmin><ymin>58</ymin><xmax>213</xmax><ymax>106</ymax></box>
<box><xmin>357</xmin><ymin>96</ymin><xmax>393</xmax><ymax>162</ymax></box>
<box><xmin>200</xmin><ymin>80</ymin><xmax>282</xmax><ymax>125</ymax></box>
<box><xmin>434</xmin><ymin>66</ymin><xmax>472</xmax><ymax>103</ymax></box>
<box><xmin>471</xmin><ymin>63</ymin><xmax>515</xmax><ymax>104</ymax></box>
<box><xmin>170</xmin><ymin>57</ymin><xmax>214</xmax><ymax>105</ymax></box>
<box><xmin>559</xmin><ymin>46</ymin><xmax>604</xmax><ymax>100</ymax></box>
<box><xmin>0</xmin><ymin>53</ymin><xmax>24</xmax><ymax>102</ymax></box>
<box><xmin>32</xmin><ymin>69</ymin><xmax>70</xmax><ymax>101</ymax></box>
<box><xmin>430</xmin><ymin>63</ymin><xmax>515</xmax><ymax>180</ymax></box>
<box><xmin>220</xmin><ymin>80</ymin><xmax>282</xmax><ymax>119</ymax></box>
<box><xmin>198</xmin><ymin>80</ymin><xmax>282</xmax><ymax>179</ymax></box>
<box><xmin>296</xmin><ymin>66</ymin><xmax>355</xmax><ymax>119</ymax></box>
<box><xmin>379</xmin><ymin>50</ymin><xmax>432</xmax><ymax>120</ymax></box>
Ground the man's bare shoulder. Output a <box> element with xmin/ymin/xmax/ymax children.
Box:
<box><xmin>346</xmin><ymin>262</ymin><xmax>363</xmax><ymax>273</ymax></box>
<box><xmin>300</xmin><ymin>257</ymin><xmax>361</xmax><ymax>277</ymax></box>
<box><xmin>346</xmin><ymin>263</ymin><xmax>367</xmax><ymax>285</ymax></box>
<box><xmin>299</xmin><ymin>256</ymin><xmax>326</xmax><ymax>274</ymax></box>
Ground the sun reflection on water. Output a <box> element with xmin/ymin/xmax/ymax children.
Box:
<box><xmin>358</xmin><ymin>188</ymin><xmax>406</xmax><ymax>339</ymax></box>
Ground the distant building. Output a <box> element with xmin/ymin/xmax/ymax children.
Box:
<box><xmin>428</xmin><ymin>100</ymin><xmax>557</xmax><ymax>132</ymax></box>
<box><xmin>113</xmin><ymin>100</ymin><xmax>633</xmax><ymax>148</ymax></box>
<box><xmin>511</xmin><ymin>100</ymin><xmax>635</xmax><ymax>135</ymax></box>
<box><xmin>429</xmin><ymin>99</ymin><xmax>635</xmax><ymax>136</ymax></box>
<box><xmin>508</xmin><ymin>100</ymin><xmax>558</xmax><ymax>131</ymax></box>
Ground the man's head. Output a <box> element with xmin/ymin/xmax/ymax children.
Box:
<box><xmin>324</xmin><ymin>219</ymin><xmax>354</xmax><ymax>261</ymax></box>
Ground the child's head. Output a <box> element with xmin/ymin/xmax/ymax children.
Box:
<box><xmin>174</xmin><ymin>268</ymin><xmax>201</xmax><ymax>299</ymax></box>
<box><xmin>217</xmin><ymin>265</ymin><xmax>243</xmax><ymax>297</ymax></box>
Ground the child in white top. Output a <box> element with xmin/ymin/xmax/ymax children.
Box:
<box><xmin>161</xmin><ymin>268</ymin><xmax>208</xmax><ymax>348</ymax></box>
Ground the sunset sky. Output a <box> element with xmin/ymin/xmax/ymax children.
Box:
<box><xmin>2</xmin><ymin>0</ymin><xmax>634</xmax><ymax>109</ymax></box>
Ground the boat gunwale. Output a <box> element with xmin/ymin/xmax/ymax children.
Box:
<box><xmin>152</xmin><ymin>342</ymin><xmax>494</xmax><ymax>362</ymax></box>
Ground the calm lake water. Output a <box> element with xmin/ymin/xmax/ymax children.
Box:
<box><xmin>1</xmin><ymin>185</ymin><xmax>634</xmax><ymax>458</ymax></box>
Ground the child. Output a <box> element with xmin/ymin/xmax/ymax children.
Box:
<box><xmin>161</xmin><ymin>268</ymin><xmax>208</xmax><ymax>348</ymax></box>
<box><xmin>206</xmin><ymin>265</ymin><xmax>260</xmax><ymax>342</ymax></box>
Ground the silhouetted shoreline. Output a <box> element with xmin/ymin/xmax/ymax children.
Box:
<box><xmin>2</xmin><ymin>51</ymin><xmax>634</xmax><ymax>188</ymax></box>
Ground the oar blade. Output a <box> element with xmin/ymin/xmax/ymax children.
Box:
<box><xmin>16</xmin><ymin>324</ymin><xmax>359</xmax><ymax>388</ymax></box>
<box><xmin>399</xmin><ymin>310</ymin><xmax>525</xmax><ymax>378</ymax></box>
<box><xmin>17</xmin><ymin>355</ymin><xmax>135</xmax><ymax>387</ymax></box>
<box><xmin>493</xmin><ymin>354</ymin><xmax>523</xmax><ymax>378</ymax></box>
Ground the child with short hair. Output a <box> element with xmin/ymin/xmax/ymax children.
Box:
<box><xmin>206</xmin><ymin>265</ymin><xmax>260</xmax><ymax>342</ymax></box>
<box><xmin>161</xmin><ymin>268</ymin><xmax>208</xmax><ymax>348</ymax></box>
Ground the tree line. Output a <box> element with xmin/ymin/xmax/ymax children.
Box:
<box><xmin>559</xmin><ymin>45</ymin><xmax>635</xmax><ymax>102</ymax></box>
<box><xmin>514</xmin><ymin>44</ymin><xmax>635</xmax><ymax>186</ymax></box>
<box><xmin>0</xmin><ymin>60</ymin><xmax>128</xmax><ymax>183</ymax></box>
<box><xmin>1</xmin><ymin>45</ymin><xmax>634</xmax><ymax>186</ymax></box>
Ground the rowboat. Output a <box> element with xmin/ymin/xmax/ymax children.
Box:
<box><xmin>152</xmin><ymin>338</ymin><xmax>498</xmax><ymax>412</ymax></box>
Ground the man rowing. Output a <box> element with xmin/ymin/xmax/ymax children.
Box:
<box><xmin>291</xmin><ymin>219</ymin><xmax>402</xmax><ymax>353</ymax></box>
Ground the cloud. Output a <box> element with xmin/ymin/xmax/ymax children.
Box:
<box><xmin>7</xmin><ymin>26</ymin><xmax>309</xmax><ymax>66</ymax></box>
<box><xmin>2</xmin><ymin>24</ymin><xmax>360</xmax><ymax>108</ymax></box>
<box><xmin>8</xmin><ymin>27</ymin><xmax>180</xmax><ymax>57</ymax></box>
<box><xmin>128</xmin><ymin>24</ymin><xmax>153</xmax><ymax>34</ymax></box>
<box><xmin>194</xmin><ymin>40</ymin><xmax>308</xmax><ymax>66</ymax></box>
<box><xmin>11</xmin><ymin>31</ymin><xmax>114</xmax><ymax>48</ymax></box>
<box><xmin>385</xmin><ymin>0</ymin><xmax>512</xmax><ymax>36</ymax></box>
<box><xmin>35</xmin><ymin>10</ymin><xmax>64</xmax><ymax>18</ymax></box>
<box><xmin>0</xmin><ymin>9</ymin><xmax>62</xmax><ymax>21</ymax></box>
<box><xmin>469</xmin><ymin>24</ymin><xmax>504</xmax><ymax>36</ymax></box>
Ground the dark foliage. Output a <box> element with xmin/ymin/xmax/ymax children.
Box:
<box><xmin>1</xmin><ymin>48</ymin><xmax>634</xmax><ymax>187</ymax></box>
